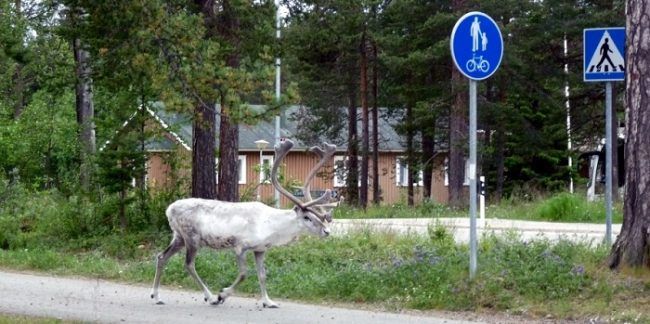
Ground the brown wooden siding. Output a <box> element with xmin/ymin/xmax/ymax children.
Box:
<box><xmin>147</xmin><ymin>150</ymin><xmax>451</xmax><ymax>205</ymax></box>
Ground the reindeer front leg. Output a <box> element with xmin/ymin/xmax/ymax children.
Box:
<box><xmin>254</xmin><ymin>251</ymin><xmax>278</xmax><ymax>308</ymax></box>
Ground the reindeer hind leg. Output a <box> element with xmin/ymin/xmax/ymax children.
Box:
<box><xmin>183</xmin><ymin>242</ymin><xmax>217</xmax><ymax>304</ymax></box>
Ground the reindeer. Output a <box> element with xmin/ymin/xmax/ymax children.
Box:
<box><xmin>150</xmin><ymin>139</ymin><xmax>338</xmax><ymax>308</ymax></box>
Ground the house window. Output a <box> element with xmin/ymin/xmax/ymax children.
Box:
<box><xmin>216</xmin><ymin>155</ymin><xmax>247</xmax><ymax>185</ymax></box>
<box><xmin>444</xmin><ymin>157</ymin><xmax>470</xmax><ymax>186</ymax></box>
<box><xmin>333</xmin><ymin>155</ymin><xmax>363</xmax><ymax>187</ymax></box>
<box><xmin>395</xmin><ymin>157</ymin><xmax>423</xmax><ymax>187</ymax></box>
<box><xmin>238</xmin><ymin>155</ymin><xmax>247</xmax><ymax>184</ymax></box>
<box><xmin>259</xmin><ymin>155</ymin><xmax>273</xmax><ymax>184</ymax></box>
<box><xmin>333</xmin><ymin>156</ymin><xmax>346</xmax><ymax>187</ymax></box>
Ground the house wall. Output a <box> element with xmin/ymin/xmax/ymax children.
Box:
<box><xmin>146</xmin><ymin>150</ymin><xmax>451</xmax><ymax>206</ymax></box>
<box><xmin>239</xmin><ymin>151</ymin><xmax>451</xmax><ymax>206</ymax></box>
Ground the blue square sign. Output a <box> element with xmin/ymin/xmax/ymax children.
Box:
<box><xmin>584</xmin><ymin>28</ymin><xmax>625</xmax><ymax>82</ymax></box>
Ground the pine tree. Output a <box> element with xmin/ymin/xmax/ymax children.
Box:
<box><xmin>608</xmin><ymin>0</ymin><xmax>650</xmax><ymax>269</ymax></box>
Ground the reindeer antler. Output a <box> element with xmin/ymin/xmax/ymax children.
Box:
<box><xmin>271</xmin><ymin>139</ymin><xmax>337</xmax><ymax>221</ymax></box>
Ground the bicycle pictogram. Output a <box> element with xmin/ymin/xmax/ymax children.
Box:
<box><xmin>465</xmin><ymin>54</ymin><xmax>490</xmax><ymax>73</ymax></box>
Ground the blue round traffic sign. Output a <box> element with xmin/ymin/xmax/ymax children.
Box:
<box><xmin>451</xmin><ymin>12</ymin><xmax>503</xmax><ymax>81</ymax></box>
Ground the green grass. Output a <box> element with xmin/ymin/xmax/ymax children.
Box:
<box><xmin>335</xmin><ymin>192</ymin><xmax>624</xmax><ymax>224</ymax></box>
<box><xmin>1</xmin><ymin>228</ymin><xmax>648</xmax><ymax>322</ymax></box>
<box><xmin>0</xmin><ymin>313</ymin><xmax>79</xmax><ymax>324</ymax></box>
<box><xmin>0</xmin><ymin>189</ymin><xmax>640</xmax><ymax>322</ymax></box>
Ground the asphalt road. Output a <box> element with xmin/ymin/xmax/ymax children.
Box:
<box><xmin>0</xmin><ymin>270</ymin><xmax>477</xmax><ymax>324</ymax></box>
<box><xmin>331</xmin><ymin>218</ymin><xmax>621</xmax><ymax>244</ymax></box>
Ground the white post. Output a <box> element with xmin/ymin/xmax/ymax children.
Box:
<box><xmin>564</xmin><ymin>35</ymin><xmax>574</xmax><ymax>194</ymax></box>
<box><xmin>478</xmin><ymin>176</ymin><xmax>486</xmax><ymax>227</ymax></box>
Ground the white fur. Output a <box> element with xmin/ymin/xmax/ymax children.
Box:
<box><xmin>150</xmin><ymin>140</ymin><xmax>336</xmax><ymax>309</ymax></box>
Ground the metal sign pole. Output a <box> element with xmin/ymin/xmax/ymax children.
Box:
<box><xmin>274</xmin><ymin>0</ymin><xmax>282</xmax><ymax>208</ymax></box>
<box><xmin>605</xmin><ymin>81</ymin><xmax>613</xmax><ymax>244</ymax></box>
<box><xmin>451</xmin><ymin>11</ymin><xmax>503</xmax><ymax>280</ymax></box>
<box><xmin>469</xmin><ymin>80</ymin><xmax>478</xmax><ymax>279</ymax></box>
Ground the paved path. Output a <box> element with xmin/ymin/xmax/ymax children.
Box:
<box><xmin>0</xmin><ymin>271</ymin><xmax>477</xmax><ymax>324</ymax></box>
<box><xmin>331</xmin><ymin>218</ymin><xmax>621</xmax><ymax>244</ymax></box>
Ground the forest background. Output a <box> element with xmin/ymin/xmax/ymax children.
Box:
<box><xmin>0</xmin><ymin>0</ymin><xmax>626</xmax><ymax>214</ymax></box>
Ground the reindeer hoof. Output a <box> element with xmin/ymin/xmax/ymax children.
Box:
<box><xmin>210</xmin><ymin>295</ymin><xmax>225</xmax><ymax>305</ymax></box>
<box><xmin>262</xmin><ymin>302</ymin><xmax>279</xmax><ymax>309</ymax></box>
<box><xmin>156</xmin><ymin>301</ymin><xmax>165</xmax><ymax>305</ymax></box>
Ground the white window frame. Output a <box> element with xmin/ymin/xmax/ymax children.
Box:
<box><xmin>333</xmin><ymin>155</ymin><xmax>363</xmax><ymax>187</ymax></box>
<box><xmin>444</xmin><ymin>157</ymin><xmax>470</xmax><ymax>186</ymax></box>
<box><xmin>216</xmin><ymin>155</ymin><xmax>247</xmax><ymax>185</ymax></box>
<box><xmin>395</xmin><ymin>157</ymin><xmax>424</xmax><ymax>187</ymax></box>
<box><xmin>238</xmin><ymin>155</ymin><xmax>247</xmax><ymax>185</ymax></box>
<box><xmin>333</xmin><ymin>156</ymin><xmax>346</xmax><ymax>187</ymax></box>
<box><xmin>259</xmin><ymin>155</ymin><xmax>273</xmax><ymax>184</ymax></box>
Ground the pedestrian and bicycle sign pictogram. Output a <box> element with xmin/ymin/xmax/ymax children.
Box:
<box><xmin>584</xmin><ymin>28</ymin><xmax>625</xmax><ymax>82</ymax></box>
<box><xmin>451</xmin><ymin>11</ymin><xmax>503</xmax><ymax>81</ymax></box>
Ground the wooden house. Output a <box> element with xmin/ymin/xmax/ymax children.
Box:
<box><xmin>119</xmin><ymin>104</ymin><xmax>457</xmax><ymax>205</ymax></box>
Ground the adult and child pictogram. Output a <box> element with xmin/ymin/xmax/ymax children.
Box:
<box><xmin>451</xmin><ymin>12</ymin><xmax>503</xmax><ymax>81</ymax></box>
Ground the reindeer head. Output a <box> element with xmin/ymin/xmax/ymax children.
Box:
<box><xmin>271</xmin><ymin>139</ymin><xmax>339</xmax><ymax>237</ymax></box>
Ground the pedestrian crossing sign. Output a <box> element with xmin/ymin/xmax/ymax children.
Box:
<box><xmin>584</xmin><ymin>27</ymin><xmax>625</xmax><ymax>82</ymax></box>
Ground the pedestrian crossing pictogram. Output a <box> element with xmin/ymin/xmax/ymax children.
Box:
<box><xmin>584</xmin><ymin>28</ymin><xmax>625</xmax><ymax>82</ymax></box>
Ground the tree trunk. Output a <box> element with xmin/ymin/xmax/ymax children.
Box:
<box><xmin>192</xmin><ymin>101</ymin><xmax>217</xmax><ymax>199</ymax></box>
<box><xmin>216</xmin><ymin>0</ymin><xmax>242</xmax><ymax>202</ymax></box>
<box><xmin>12</xmin><ymin>0</ymin><xmax>24</xmax><ymax>119</ymax></box>
<box><xmin>359</xmin><ymin>32</ymin><xmax>369</xmax><ymax>209</ymax></box>
<box><xmin>449</xmin><ymin>0</ymin><xmax>468</xmax><ymax>208</ymax></box>
<box><xmin>346</xmin><ymin>82</ymin><xmax>359</xmax><ymax>206</ymax></box>
<box><xmin>406</xmin><ymin>104</ymin><xmax>415</xmax><ymax>206</ymax></box>
<box><xmin>73</xmin><ymin>38</ymin><xmax>96</xmax><ymax>192</ymax></box>
<box><xmin>371</xmin><ymin>41</ymin><xmax>380</xmax><ymax>205</ymax></box>
<box><xmin>449</xmin><ymin>66</ymin><xmax>468</xmax><ymax>208</ymax></box>
<box><xmin>119</xmin><ymin>186</ymin><xmax>127</xmax><ymax>231</ymax></box>
<box><xmin>495</xmin><ymin>128</ymin><xmax>506</xmax><ymax>202</ymax></box>
<box><xmin>217</xmin><ymin>99</ymin><xmax>239</xmax><ymax>202</ymax></box>
<box><xmin>422</xmin><ymin>127</ymin><xmax>435</xmax><ymax>201</ymax></box>
<box><xmin>608</xmin><ymin>0</ymin><xmax>650</xmax><ymax>269</ymax></box>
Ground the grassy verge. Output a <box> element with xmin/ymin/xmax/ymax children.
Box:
<box><xmin>1</xmin><ymin>227</ymin><xmax>648</xmax><ymax>322</ymax></box>
<box><xmin>336</xmin><ymin>192</ymin><xmax>624</xmax><ymax>223</ymax></box>
<box><xmin>0</xmin><ymin>313</ymin><xmax>78</xmax><ymax>324</ymax></box>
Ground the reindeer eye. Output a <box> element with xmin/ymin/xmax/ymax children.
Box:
<box><xmin>303</xmin><ymin>216</ymin><xmax>311</xmax><ymax>221</ymax></box>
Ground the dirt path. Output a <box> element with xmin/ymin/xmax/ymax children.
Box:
<box><xmin>0</xmin><ymin>270</ymin><xmax>482</xmax><ymax>324</ymax></box>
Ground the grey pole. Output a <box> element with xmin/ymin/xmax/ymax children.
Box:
<box><xmin>274</xmin><ymin>0</ymin><xmax>282</xmax><ymax>207</ymax></box>
<box><xmin>469</xmin><ymin>80</ymin><xmax>478</xmax><ymax>279</ymax></box>
<box><xmin>605</xmin><ymin>81</ymin><xmax>613</xmax><ymax>244</ymax></box>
